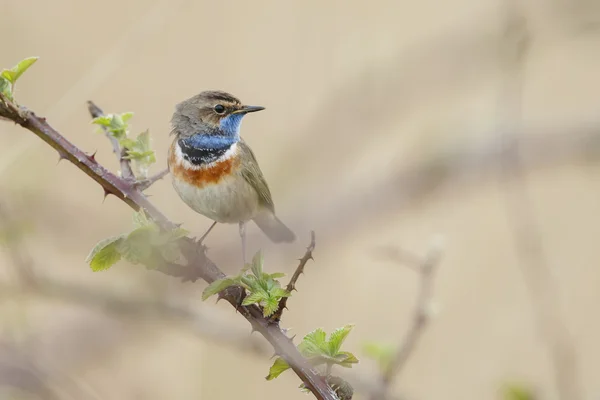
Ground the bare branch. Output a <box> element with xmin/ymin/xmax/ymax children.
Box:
<box><xmin>135</xmin><ymin>168</ymin><xmax>170</xmax><ymax>191</ymax></box>
<box><xmin>271</xmin><ymin>231</ymin><xmax>316</xmax><ymax>323</ymax></box>
<box><xmin>0</xmin><ymin>95</ymin><xmax>339</xmax><ymax>400</ymax></box>
<box><xmin>371</xmin><ymin>238</ymin><xmax>444</xmax><ymax>400</ymax></box>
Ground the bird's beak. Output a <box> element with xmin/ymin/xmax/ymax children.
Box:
<box><xmin>233</xmin><ymin>105</ymin><xmax>265</xmax><ymax>114</ymax></box>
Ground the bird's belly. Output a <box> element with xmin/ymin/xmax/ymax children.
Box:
<box><xmin>172</xmin><ymin>175</ymin><xmax>260</xmax><ymax>223</ymax></box>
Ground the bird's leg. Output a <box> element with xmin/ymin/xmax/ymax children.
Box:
<box><xmin>239</xmin><ymin>221</ymin><xmax>247</xmax><ymax>266</ymax></box>
<box><xmin>197</xmin><ymin>221</ymin><xmax>217</xmax><ymax>244</ymax></box>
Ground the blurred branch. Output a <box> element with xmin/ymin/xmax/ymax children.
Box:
<box><xmin>497</xmin><ymin>3</ymin><xmax>582</xmax><ymax>400</ymax></box>
<box><xmin>370</xmin><ymin>239</ymin><xmax>444</xmax><ymax>400</ymax></box>
<box><xmin>272</xmin><ymin>230</ymin><xmax>315</xmax><ymax>323</ymax></box>
<box><xmin>0</xmin><ymin>95</ymin><xmax>339</xmax><ymax>400</ymax></box>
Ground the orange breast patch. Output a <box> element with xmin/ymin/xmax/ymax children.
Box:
<box><xmin>168</xmin><ymin>140</ymin><xmax>240</xmax><ymax>188</ymax></box>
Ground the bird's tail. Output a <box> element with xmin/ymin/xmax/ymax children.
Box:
<box><xmin>253</xmin><ymin>212</ymin><xmax>296</xmax><ymax>243</ymax></box>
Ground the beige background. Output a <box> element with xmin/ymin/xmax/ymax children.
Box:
<box><xmin>2</xmin><ymin>0</ymin><xmax>600</xmax><ymax>399</ymax></box>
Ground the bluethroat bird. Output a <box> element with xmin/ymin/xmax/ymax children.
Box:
<box><xmin>168</xmin><ymin>91</ymin><xmax>296</xmax><ymax>262</ymax></box>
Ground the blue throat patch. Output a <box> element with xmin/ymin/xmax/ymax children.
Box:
<box><xmin>178</xmin><ymin>113</ymin><xmax>246</xmax><ymax>166</ymax></box>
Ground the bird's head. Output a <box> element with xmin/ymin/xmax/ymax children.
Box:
<box><xmin>171</xmin><ymin>90</ymin><xmax>264</xmax><ymax>139</ymax></box>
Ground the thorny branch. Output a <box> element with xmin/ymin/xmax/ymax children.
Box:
<box><xmin>370</xmin><ymin>239</ymin><xmax>444</xmax><ymax>400</ymax></box>
<box><xmin>271</xmin><ymin>230</ymin><xmax>316</xmax><ymax>323</ymax></box>
<box><xmin>0</xmin><ymin>94</ymin><xmax>340</xmax><ymax>400</ymax></box>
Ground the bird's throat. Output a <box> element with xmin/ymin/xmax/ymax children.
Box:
<box><xmin>178</xmin><ymin>134</ymin><xmax>236</xmax><ymax>166</ymax></box>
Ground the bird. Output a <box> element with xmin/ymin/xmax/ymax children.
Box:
<box><xmin>167</xmin><ymin>90</ymin><xmax>296</xmax><ymax>263</ymax></box>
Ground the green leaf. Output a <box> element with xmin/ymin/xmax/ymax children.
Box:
<box><xmin>262</xmin><ymin>295</ymin><xmax>280</xmax><ymax>317</ymax></box>
<box><xmin>268</xmin><ymin>272</ymin><xmax>286</xmax><ymax>279</ymax></box>
<box><xmin>1</xmin><ymin>70</ymin><xmax>16</xmax><ymax>83</ymax></box>
<box><xmin>328</xmin><ymin>324</ymin><xmax>355</xmax><ymax>355</ymax></box>
<box><xmin>119</xmin><ymin>138</ymin><xmax>137</xmax><ymax>149</ymax></box>
<box><xmin>241</xmin><ymin>291</ymin><xmax>265</xmax><ymax>306</ymax></box>
<box><xmin>123</xmin><ymin>150</ymin><xmax>155</xmax><ymax>160</ymax></box>
<box><xmin>10</xmin><ymin>57</ymin><xmax>38</xmax><ymax>82</ymax></box>
<box><xmin>240</xmin><ymin>274</ymin><xmax>257</xmax><ymax>289</ymax></box>
<box><xmin>116</xmin><ymin>224</ymin><xmax>158</xmax><ymax>264</ymax></box>
<box><xmin>137</xmin><ymin>129</ymin><xmax>151</xmax><ymax>151</ymax></box>
<box><xmin>270</xmin><ymin>287</ymin><xmax>291</xmax><ymax>299</ymax></box>
<box><xmin>132</xmin><ymin>209</ymin><xmax>151</xmax><ymax>228</ymax></box>
<box><xmin>121</xmin><ymin>112</ymin><xmax>134</xmax><ymax>123</ymax></box>
<box><xmin>335</xmin><ymin>351</ymin><xmax>359</xmax><ymax>368</ymax></box>
<box><xmin>0</xmin><ymin>78</ymin><xmax>12</xmax><ymax>100</ymax></box>
<box><xmin>91</xmin><ymin>115</ymin><xmax>112</xmax><ymax>127</ymax></box>
<box><xmin>158</xmin><ymin>241</ymin><xmax>183</xmax><ymax>263</ymax></box>
<box><xmin>86</xmin><ymin>236</ymin><xmax>125</xmax><ymax>271</ymax></box>
<box><xmin>202</xmin><ymin>278</ymin><xmax>236</xmax><ymax>300</ymax></box>
<box><xmin>503</xmin><ymin>384</ymin><xmax>535</xmax><ymax>400</ymax></box>
<box><xmin>298</xmin><ymin>328</ymin><xmax>328</xmax><ymax>357</ymax></box>
<box><xmin>266</xmin><ymin>357</ymin><xmax>290</xmax><ymax>380</ymax></box>
<box><xmin>362</xmin><ymin>341</ymin><xmax>395</xmax><ymax>371</ymax></box>
<box><xmin>251</xmin><ymin>250</ymin><xmax>264</xmax><ymax>278</ymax></box>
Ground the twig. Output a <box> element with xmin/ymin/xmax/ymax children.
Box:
<box><xmin>135</xmin><ymin>168</ymin><xmax>170</xmax><ymax>191</ymax></box>
<box><xmin>371</xmin><ymin>239</ymin><xmax>444</xmax><ymax>400</ymax></box>
<box><xmin>271</xmin><ymin>231</ymin><xmax>316</xmax><ymax>323</ymax></box>
<box><xmin>86</xmin><ymin>101</ymin><xmax>136</xmax><ymax>182</ymax></box>
<box><xmin>87</xmin><ymin>101</ymin><xmax>168</xmax><ymax>190</ymax></box>
<box><xmin>0</xmin><ymin>95</ymin><xmax>339</xmax><ymax>400</ymax></box>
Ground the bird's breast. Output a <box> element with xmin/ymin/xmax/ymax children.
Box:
<box><xmin>168</xmin><ymin>140</ymin><xmax>241</xmax><ymax>188</ymax></box>
<box><xmin>168</xmin><ymin>140</ymin><xmax>260</xmax><ymax>223</ymax></box>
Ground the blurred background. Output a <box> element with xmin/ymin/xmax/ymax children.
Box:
<box><xmin>2</xmin><ymin>0</ymin><xmax>600</xmax><ymax>399</ymax></box>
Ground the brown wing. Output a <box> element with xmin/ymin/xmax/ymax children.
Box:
<box><xmin>238</xmin><ymin>139</ymin><xmax>275</xmax><ymax>213</ymax></box>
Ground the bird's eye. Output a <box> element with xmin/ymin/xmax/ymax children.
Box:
<box><xmin>214</xmin><ymin>104</ymin><xmax>225</xmax><ymax>114</ymax></box>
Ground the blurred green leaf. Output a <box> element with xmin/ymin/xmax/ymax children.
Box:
<box><xmin>119</xmin><ymin>138</ymin><xmax>137</xmax><ymax>149</ymax></box>
<box><xmin>86</xmin><ymin>235</ymin><xmax>125</xmax><ymax>271</ymax></box>
<box><xmin>335</xmin><ymin>351</ymin><xmax>359</xmax><ymax>368</ymax></box>
<box><xmin>86</xmin><ymin>210</ymin><xmax>188</xmax><ymax>272</ymax></box>
<box><xmin>202</xmin><ymin>278</ymin><xmax>236</xmax><ymax>300</ymax></box>
<box><xmin>362</xmin><ymin>341</ymin><xmax>395</xmax><ymax>372</ymax></box>
<box><xmin>266</xmin><ymin>357</ymin><xmax>290</xmax><ymax>380</ymax></box>
<box><xmin>270</xmin><ymin>287</ymin><xmax>291</xmax><ymax>298</ymax></box>
<box><xmin>0</xmin><ymin>70</ymin><xmax>15</xmax><ymax>84</ymax></box>
<box><xmin>116</xmin><ymin>224</ymin><xmax>159</xmax><ymax>264</ymax></box>
<box><xmin>503</xmin><ymin>383</ymin><xmax>535</xmax><ymax>400</ymax></box>
<box><xmin>159</xmin><ymin>241</ymin><xmax>183</xmax><ymax>263</ymax></box>
<box><xmin>0</xmin><ymin>77</ymin><xmax>11</xmax><ymax>100</ymax></box>
<box><xmin>132</xmin><ymin>208</ymin><xmax>151</xmax><ymax>228</ymax></box>
<box><xmin>120</xmin><ymin>130</ymin><xmax>156</xmax><ymax>177</ymax></box>
<box><xmin>121</xmin><ymin>111</ymin><xmax>134</xmax><ymax>123</ymax></box>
